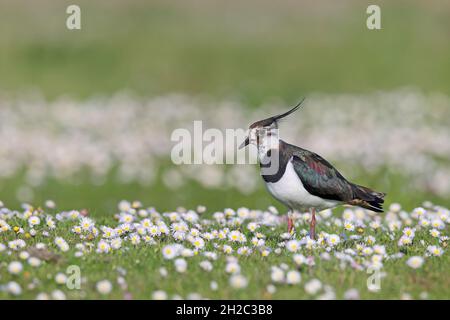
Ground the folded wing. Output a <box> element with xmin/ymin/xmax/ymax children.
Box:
<box><xmin>289</xmin><ymin>146</ymin><xmax>385</xmax><ymax>212</ymax></box>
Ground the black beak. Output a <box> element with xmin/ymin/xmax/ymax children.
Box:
<box><xmin>239</xmin><ymin>136</ymin><xmax>250</xmax><ymax>149</ymax></box>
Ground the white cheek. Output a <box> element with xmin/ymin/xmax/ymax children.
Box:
<box><xmin>249</xmin><ymin>131</ymin><xmax>257</xmax><ymax>144</ymax></box>
<box><xmin>262</xmin><ymin>134</ymin><xmax>278</xmax><ymax>148</ymax></box>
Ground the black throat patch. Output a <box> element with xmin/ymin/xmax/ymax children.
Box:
<box><xmin>260</xmin><ymin>148</ymin><xmax>290</xmax><ymax>183</ymax></box>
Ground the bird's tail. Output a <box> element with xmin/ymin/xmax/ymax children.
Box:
<box><xmin>348</xmin><ymin>184</ymin><xmax>386</xmax><ymax>213</ymax></box>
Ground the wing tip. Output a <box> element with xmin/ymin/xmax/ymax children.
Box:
<box><xmin>349</xmin><ymin>186</ymin><xmax>386</xmax><ymax>213</ymax></box>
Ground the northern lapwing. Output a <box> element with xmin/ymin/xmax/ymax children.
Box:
<box><xmin>239</xmin><ymin>100</ymin><xmax>385</xmax><ymax>240</ymax></box>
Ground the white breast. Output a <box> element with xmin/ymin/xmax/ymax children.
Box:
<box><xmin>265</xmin><ymin>159</ymin><xmax>339</xmax><ymax>212</ymax></box>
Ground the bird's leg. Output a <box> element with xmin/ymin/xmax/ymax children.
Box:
<box><xmin>287</xmin><ymin>210</ymin><xmax>294</xmax><ymax>234</ymax></box>
<box><xmin>309</xmin><ymin>208</ymin><xmax>316</xmax><ymax>240</ymax></box>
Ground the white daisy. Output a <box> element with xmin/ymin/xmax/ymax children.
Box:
<box><xmin>28</xmin><ymin>216</ymin><xmax>41</xmax><ymax>227</ymax></box>
<box><xmin>304</xmin><ymin>279</ymin><xmax>322</xmax><ymax>295</ymax></box>
<box><xmin>225</xmin><ymin>262</ymin><xmax>241</xmax><ymax>274</ymax></box>
<box><xmin>286</xmin><ymin>270</ymin><xmax>301</xmax><ymax>285</ymax></box>
<box><xmin>326</xmin><ymin>234</ymin><xmax>340</xmax><ymax>247</ymax></box>
<box><xmin>7</xmin><ymin>281</ymin><xmax>22</xmax><ymax>295</ymax></box>
<box><xmin>219</xmin><ymin>244</ymin><xmax>232</xmax><ymax>254</ymax></box>
<box><xmin>55</xmin><ymin>273</ymin><xmax>68</xmax><ymax>285</ymax></box>
<box><xmin>429</xmin><ymin>229</ymin><xmax>440</xmax><ymax>238</ymax></box>
<box><xmin>174</xmin><ymin>258</ymin><xmax>187</xmax><ymax>273</ymax></box>
<box><xmin>191</xmin><ymin>237</ymin><xmax>205</xmax><ymax>249</ymax></box>
<box><xmin>96</xmin><ymin>280</ymin><xmax>113</xmax><ymax>295</ymax></box>
<box><xmin>8</xmin><ymin>261</ymin><xmax>23</xmax><ymax>275</ymax></box>
<box><xmin>162</xmin><ymin>244</ymin><xmax>178</xmax><ymax>260</ymax></box>
<box><xmin>286</xmin><ymin>240</ymin><xmax>300</xmax><ymax>252</ymax></box>
<box><xmin>152</xmin><ymin>290</ymin><xmax>168</xmax><ymax>300</ymax></box>
<box><xmin>427</xmin><ymin>245</ymin><xmax>443</xmax><ymax>257</ymax></box>
<box><xmin>270</xmin><ymin>266</ymin><xmax>284</xmax><ymax>283</ymax></box>
<box><xmin>229</xmin><ymin>274</ymin><xmax>248</xmax><ymax>289</ymax></box>
<box><xmin>95</xmin><ymin>240</ymin><xmax>110</xmax><ymax>253</ymax></box>
<box><xmin>344</xmin><ymin>221</ymin><xmax>355</xmax><ymax>231</ymax></box>
<box><xmin>199</xmin><ymin>260</ymin><xmax>213</xmax><ymax>272</ymax></box>
<box><xmin>28</xmin><ymin>257</ymin><xmax>41</xmax><ymax>267</ymax></box>
<box><xmin>406</xmin><ymin>256</ymin><xmax>424</xmax><ymax>269</ymax></box>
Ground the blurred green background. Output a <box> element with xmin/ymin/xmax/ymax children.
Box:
<box><xmin>0</xmin><ymin>0</ymin><xmax>449</xmax><ymax>214</ymax></box>
<box><xmin>1</xmin><ymin>0</ymin><xmax>450</xmax><ymax>103</ymax></box>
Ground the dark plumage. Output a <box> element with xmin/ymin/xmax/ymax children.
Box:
<box><xmin>286</xmin><ymin>141</ymin><xmax>385</xmax><ymax>212</ymax></box>
<box><xmin>260</xmin><ymin>140</ymin><xmax>385</xmax><ymax>212</ymax></box>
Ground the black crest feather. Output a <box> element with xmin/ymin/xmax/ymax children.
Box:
<box><xmin>250</xmin><ymin>98</ymin><xmax>306</xmax><ymax>129</ymax></box>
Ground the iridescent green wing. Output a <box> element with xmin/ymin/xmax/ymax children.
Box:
<box><xmin>290</xmin><ymin>148</ymin><xmax>354</xmax><ymax>202</ymax></box>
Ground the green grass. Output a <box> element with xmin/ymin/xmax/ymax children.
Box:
<box><xmin>0</xmin><ymin>167</ymin><xmax>448</xmax><ymax>299</ymax></box>
<box><xmin>0</xmin><ymin>0</ymin><xmax>447</xmax><ymax>216</ymax></box>
<box><xmin>0</xmin><ymin>0</ymin><xmax>449</xmax><ymax>299</ymax></box>
<box><xmin>0</xmin><ymin>208</ymin><xmax>448</xmax><ymax>299</ymax></box>
<box><xmin>1</xmin><ymin>165</ymin><xmax>448</xmax><ymax>216</ymax></box>
<box><xmin>0</xmin><ymin>161</ymin><xmax>448</xmax><ymax>300</ymax></box>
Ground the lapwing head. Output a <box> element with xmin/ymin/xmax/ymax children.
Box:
<box><xmin>239</xmin><ymin>98</ymin><xmax>305</xmax><ymax>149</ymax></box>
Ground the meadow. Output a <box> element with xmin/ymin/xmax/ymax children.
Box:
<box><xmin>0</xmin><ymin>200</ymin><xmax>448</xmax><ymax>299</ymax></box>
<box><xmin>0</xmin><ymin>0</ymin><xmax>449</xmax><ymax>299</ymax></box>
<box><xmin>0</xmin><ymin>91</ymin><xmax>448</xmax><ymax>300</ymax></box>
